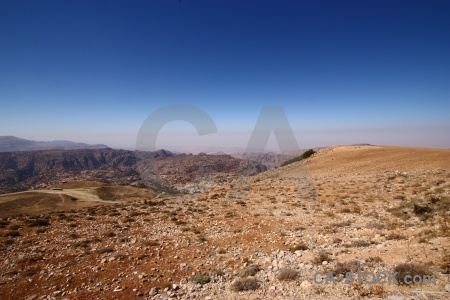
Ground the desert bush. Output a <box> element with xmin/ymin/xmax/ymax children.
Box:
<box><xmin>27</xmin><ymin>219</ymin><xmax>50</xmax><ymax>227</ymax></box>
<box><xmin>367</xmin><ymin>256</ymin><xmax>383</xmax><ymax>263</ymax></box>
<box><xmin>277</xmin><ymin>267</ymin><xmax>298</xmax><ymax>281</ymax></box>
<box><xmin>97</xmin><ymin>247</ymin><xmax>114</xmax><ymax>254</ymax></box>
<box><xmin>5</xmin><ymin>231</ymin><xmax>20</xmax><ymax>237</ymax></box>
<box><xmin>73</xmin><ymin>239</ymin><xmax>91</xmax><ymax>248</ymax></box>
<box><xmin>290</xmin><ymin>243</ymin><xmax>308</xmax><ymax>251</ymax></box>
<box><xmin>190</xmin><ymin>274</ymin><xmax>210</xmax><ymax>285</ymax></box>
<box><xmin>393</xmin><ymin>263</ymin><xmax>432</xmax><ymax>284</ymax></box>
<box><xmin>386</xmin><ymin>233</ymin><xmax>405</xmax><ymax>240</ymax></box>
<box><xmin>0</xmin><ymin>220</ymin><xmax>10</xmax><ymax>228</ymax></box>
<box><xmin>333</xmin><ymin>260</ymin><xmax>362</xmax><ymax>275</ymax></box>
<box><xmin>351</xmin><ymin>240</ymin><xmax>371</xmax><ymax>247</ymax></box>
<box><xmin>137</xmin><ymin>254</ymin><xmax>149</xmax><ymax>260</ymax></box>
<box><xmin>331</xmin><ymin>220</ymin><xmax>352</xmax><ymax>227</ymax></box>
<box><xmin>22</xmin><ymin>271</ymin><xmax>35</xmax><ymax>277</ymax></box>
<box><xmin>115</xmin><ymin>253</ymin><xmax>128</xmax><ymax>260</ymax></box>
<box><xmin>313</xmin><ymin>251</ymin><xmax>332</xmax><ymax>264</ymax></box>
<box><xmin>348</xmin><ymin>283</ymin><xmax>385</xmax><ymax>297</ymax></box>
<box><xmin>240</xmin><ymin>265</ymin><xmax>260</xmax><ymax>277</ymax></box>
<box><xmin>413</xmin><ymin>204</ymin><xmax>432</xmax><ymax>215</ymax></box>
<box><xmin>230</xmin><ymin>278</ymin><xmax>259</xmax><ymax>292</ymax></box>
<box><xmin>191</xmin><ymin>228</ymin><xmax>201</xmax><ymax>234</ymax></box>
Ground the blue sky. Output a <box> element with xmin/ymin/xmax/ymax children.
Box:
<box><xmin>1</xmin><ymin>0</ymin><xmax>449</xmax><ymax>152</ymax></box>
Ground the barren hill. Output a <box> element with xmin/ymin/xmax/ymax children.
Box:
<box><xmin>306</xmin><ymin>145</ymin><xmax>450</xmax><ymax>175</ymax></box>
<box><xmin>0</xmin><ymin>145</ymin><xmax>448</xmax><ymax>299</ymax></box>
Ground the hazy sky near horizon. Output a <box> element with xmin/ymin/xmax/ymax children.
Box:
<box><xmin>1</xmin><ymin>0</ymin><xmax>449</xmax><ymax>152</ymax></box>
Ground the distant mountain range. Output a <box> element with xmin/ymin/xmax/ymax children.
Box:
<box><xmin>0</xmin><ymin>136</ymin><xmax>109</xmax><ymax>152</ymax></box>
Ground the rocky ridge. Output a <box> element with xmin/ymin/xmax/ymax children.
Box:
<box><xmin>0</xmin><ymin>149</ymin><xmax>266</xmax><ymax>194</ymax></box>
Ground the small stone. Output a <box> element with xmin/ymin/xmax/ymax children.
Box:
<box><xmin>322</xmin><ymin>261</ymin><xmax>328</xmax><ymax>266</ymax></box>
<box><xmin>387</xmin><ymin>296</ymin><xmax>405</xmax><ymax>300</ymax></box>
<box><xmin>300</xmin><ymin>280</ymin><xmax>312</xmax><ymax>289</ymax></box>
<box><xmin>445</xmin><ymin>284</ymin><xmax>450</xmax><ymax>292</ymax></box>
<box><xmin>150</xmin><ymin>287</ymin><xmax>159</xmax><ymax>296</ymax></box>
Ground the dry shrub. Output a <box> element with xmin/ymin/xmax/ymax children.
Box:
<box><xmin>5</xmin><ymin>231</ymin><xmax>20</xmax><ymax>237</ymax></box>
<box><xmin>290</xmin><ymin>242</ymin><xmax>308</xmax><ymax>251</ymax></box>
<box><xmin>313</xmin><ymin>251</ymin><xmax>332</xmax><ymax>265</ymax></box>
<box><xmin>393</xmin><ymin>263</ymin><xmax>432</xmax><ymax>284</ymax></box>
<box><xmin>97</xmin><ymin>247</ymin><xmax>114</xmax><ymax>254</ymax></box>
<box><xmin>240</xmin><ymin>265</ymin><xmax>260</xmax><ymax>277</ymax></box>
<box><xmin>230</xmin><ymin>278</ymin><xmax>259</xmax><ymax>292</ymax></box>
<box><xmin>190</xmin><ymin>274</ymin><xmax>210</xmax><ymax>285</ymax></box>
<box><xmin>386</xmin><ymin>233</ymin><xmax>405</xmax><ymax>240</ymax></box>
<box><xmin>348</xmin><ymin>283</ymin><xmax>384</xmax><ymax>297</ymax></box>
<box><xmin>333</xmin><ymin>260</ymin><xmax>362</xmax><ymax>275</ymax></box>
<box><xmin>27</xmin><ymin>219</ymin><xmax>50</xmax><ymax>227</ymax></box>
<box><xmin>277</xmin><ymin>267</ymin><xmax>298</xmax><ymax>281</ymax></box>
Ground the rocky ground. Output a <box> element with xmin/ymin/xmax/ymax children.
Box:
<box><xmin>0</xmin><ymin>145</ymin><xmax>449</xmax><ymax>299</ymax></box>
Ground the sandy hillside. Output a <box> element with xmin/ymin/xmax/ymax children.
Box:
<box><xmin>306</xmin><ymin>145</ymin><xmax>450</xmax><ymax>175</ymax></box>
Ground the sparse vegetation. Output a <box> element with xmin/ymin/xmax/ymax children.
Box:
<box><xmin>386</xmin><ymin>233</ymin><xmax>405</xmax><ymax>240</ymax></box>
<box><xmin>26</xmin><ymin>219</ymin><xmax>50</xmax><ymax>227</ymax></box>
<box><xmin>280</xmin><ymin>149</ymin><xmax>315</xmax><ymax>167</ymax></box>
<box><xmin>97</xmin><ymin>247</ymin><xmax>114</xmax><ymax>254</ymax></box>
<box><xmin>313</xmin><ymin>251</ymin><xmax>332</xmax><ymax>264</ymax></box>
<box><xmin>277</xmin><ymin>267</ymin><xmax>299</xmax><ymax>281</ymax></box>
<box><xmin>240</xmin><ymin>265</ymin><xmax>260</xmax><ymax>277</ymax></box>
<box><xmin>230</xmin><ymin>278</ymin><xmax>259</xmax><ymax>292</ymax></box>
<box><xmin>290</xmin><ymin>242</ymin><xmax>308</xmax><ymax>251</ymax></box>
<box><xmin>190</xmin><ymin>274</ymin><xmax>210</xmax><ymax>285</ymax></box>
<box><xmin>5</xmin><ymin>231</ymin><xmax>20</xmax><ymax>237</ymax></box>
<box><xmin>333</xmin><ymin>260</ymin><xmax>362</xmax><ymax>275</ymax></box>
<box><xmin>393</xmin><ymin>263</ymin><xmax>432</xmax><ymax>284</ymax></box>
